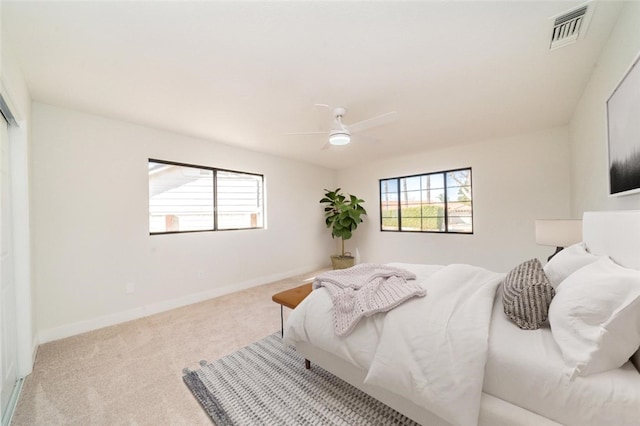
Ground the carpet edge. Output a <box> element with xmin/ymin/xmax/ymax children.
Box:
<box><xmin>183</xmin><ymin>369</ymin><xmax>233</xmax><ymax>425</ymax></box>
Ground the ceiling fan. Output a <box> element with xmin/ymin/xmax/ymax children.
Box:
<box><xmin>286</xmin><ymin>105</ymin><xmax>397</xmax><ymax>149</ymax></box>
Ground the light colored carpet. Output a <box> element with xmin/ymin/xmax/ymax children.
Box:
<box><xmin>183</xmin><ymin>332</ymin><xmax>417</xmax><ymax>425</ymax></box>
<box><xmin>12</xmin><ymin>269</ymin><xmax>326</xmax><ymax>425</ymax></box>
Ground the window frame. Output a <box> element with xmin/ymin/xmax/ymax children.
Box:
<box><xmin>379</xmin><ymin>167</ymin><xmax>473</xmax><ymax>234</ymax></box>
<box><xmin>148</xmin><ymin>158</ymin><xmax>264</xmax><ymax>235</ymax></box>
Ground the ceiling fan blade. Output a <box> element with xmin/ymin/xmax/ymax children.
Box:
<box><xmin>348</xmin><ymin>111</ymin><xmax>397</xmax><ymax>134</ymax></box>
<box><xmin>320</xmin><ymin>141</ymin><xmax>331</xmax><ymax>150</ymax></box>
<box><xmin>284</xmin><ymin>131</ymin><xmax>329</xmax><ymax>136</ymax></box>
<box><xmin>352</xmin><ymin>134</ymin><xmax>380</xmax><ymax>144</ymax></box>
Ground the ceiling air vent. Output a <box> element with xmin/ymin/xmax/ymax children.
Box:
<box><xmin>549</xmin><ymin>2</ymin><xmax>594</xmax><ymax>50</ymax></box>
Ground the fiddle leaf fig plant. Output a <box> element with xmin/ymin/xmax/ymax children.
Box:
<box><xmin>320</xmin><ymin>188</ymin><xmax>367</xmax><ymax>257</ymax></box>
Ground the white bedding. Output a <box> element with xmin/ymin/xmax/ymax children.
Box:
<box><xmin>285</xmin><ymin>261</ymin><xmax>640</xmax><ymax>426</ymax></box>
<box><xmin>285</xmin><ymin>263</ymin><xmax>505</xmax><ymax>426</ymax></box>
<box><xmin>484</xmin><ymin>287</ymin><xmax>640</xmax><ymax>425</ymax></box>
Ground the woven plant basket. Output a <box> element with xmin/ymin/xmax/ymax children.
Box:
<box><xmin>330</xmin><ymin>254</ymin><xmax>355</xmax><ymax>270</ymax></box>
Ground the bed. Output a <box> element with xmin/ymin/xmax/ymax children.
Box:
<box><xmin>284</xmin><ymin>210</ymin><xmax>640</xmax><ymax>426</ymax></box>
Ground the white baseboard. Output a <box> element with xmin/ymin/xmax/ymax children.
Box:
<box><xmin>37</xmin><ymin>264</ymin><xmax>325</xmax><ymax>345</ymax></box>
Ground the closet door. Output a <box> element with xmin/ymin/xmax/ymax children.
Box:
<box><xmin>0</xmin><ymin>114</ymin><xmax>17</xmax><ymax>420</ymax></box>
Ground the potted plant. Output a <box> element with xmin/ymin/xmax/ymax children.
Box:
<box><xmin>320</xmin><ymin>188</ymin><xmax>367</xmax><ymax>269</ymax></box>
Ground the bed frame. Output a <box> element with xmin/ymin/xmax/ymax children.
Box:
<box><xmin>295</xmin><ymin>210</ymin><xmax>640</xmax><ymax>425</ymax></box>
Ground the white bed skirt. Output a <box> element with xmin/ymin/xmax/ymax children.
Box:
<box><xmin>294</xmin><ymin>341</ymin><xmax>561</xmax><ymax>426</ymax></box>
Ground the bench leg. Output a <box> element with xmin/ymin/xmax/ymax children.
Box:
<box><xmin>305</xmin><ymin>359</ymin><xmax>311</xmax><ymax>369</ymax></box>
<box><xmin>280</xmin><ymin>305</ymin><xmax>284</xmax><ymax>337</ymax></box>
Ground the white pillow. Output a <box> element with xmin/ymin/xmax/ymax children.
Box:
<box><xmin>543</xmin><ymin>242</ymin><xmax>601</xmax><ymax>288</ymax></box>
<box><xmin>549</xmin><ymin>256</ymin><xmax>640</xmax><ymax>379</ymax></box>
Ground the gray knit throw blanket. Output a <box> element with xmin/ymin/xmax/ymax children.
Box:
<box><xmin>313</xmin><ymin>263</ymin><xmax>426</xmax><ymax>336</ymax></box>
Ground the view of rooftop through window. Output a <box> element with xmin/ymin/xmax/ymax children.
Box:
<box><xmin>148</xmin><ymin>160</ymin><xmax>263</xmax><ymax>234</ymax></box>
<box><xmin>380</xmin><ymin>168</ymin><xmax>473</xmax><ymax>233</ymax></box>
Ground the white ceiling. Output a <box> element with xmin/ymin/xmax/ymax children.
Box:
<box><xmin>3</xmin><ymin>1</ymin><xmax>625</xmax><ymax>169</ymax></box>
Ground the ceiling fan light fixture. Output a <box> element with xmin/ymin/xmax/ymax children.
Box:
<box><xmin>285</xmin><ymin>105</ymin><xmax>396</xmax><ymax>150</ymax></box>
<box><xmin>329</xmin><ymin>131</ymin><xmax>351</xmax><ymax>146</ymax></box>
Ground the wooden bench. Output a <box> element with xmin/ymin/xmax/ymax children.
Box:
<box><xmin>272</xmin><ymin>282</ymin><xmax>312</xmax><ymax>335</ymax></box>
<box><xmin>272</xmin><ymin>282</ymin><xmax>313</xmax><ymax>369</ymax></box>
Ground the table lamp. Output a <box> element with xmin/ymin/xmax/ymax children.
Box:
<box><xmin>535</xmin><ymin>219</ymin><xmax>583</xmax><ymax>261</ymax></box>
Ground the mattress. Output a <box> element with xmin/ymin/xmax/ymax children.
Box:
<box><xmin>484</xmin><ymin>287</ymin><xmax>640</xmax><ymax>425</ymax></box>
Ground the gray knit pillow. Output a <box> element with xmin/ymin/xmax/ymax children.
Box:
<box><xmin>502</xmin><ymin>259</ymin><xmax>555</xmax><ymax>330</ymax></box>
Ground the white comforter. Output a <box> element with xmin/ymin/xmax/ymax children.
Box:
<box><xmin>284</xmin><ymin>263</ymin><xmax>505</xmax><ymax>426</ymax></box>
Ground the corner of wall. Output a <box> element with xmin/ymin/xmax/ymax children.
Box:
<box><xmin>568</xmin><ymin>1</ymin><xmax>640</xmax><ymax>216</ymax></box>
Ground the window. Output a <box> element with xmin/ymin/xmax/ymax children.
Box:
<box><xmin>148</xmin><ymin>159</ymin><xmax>264</xmax><ymax>234</ymax></box>
<box><xmin>380</xmin><ymin>168</ymin><xmax>472</xmax><ymax>233</ymax></box>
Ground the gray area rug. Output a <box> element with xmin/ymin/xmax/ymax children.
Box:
<box><xmin>182</xmin><ymin>333</ymin><xmax>418</xmax><ymax>425</ymax></box>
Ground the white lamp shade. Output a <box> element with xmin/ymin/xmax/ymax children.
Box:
<box><xmin>535</xmin><ymin>219</ymin><xmax>583</xmax><ymax>247</ymax></box>
<box><xmin>329</xmin><ymin>132</ymin><xmax>350</xmax><ymax>146</ymax></box>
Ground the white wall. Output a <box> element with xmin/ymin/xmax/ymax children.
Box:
<box><xmin>570</xmin><ymin>1</ymin><xmax>640</xmax><ymax>214</ymax></box>
<box><xmin>24</xmin><ymin>1</ymin><xmax>640</xmax><ymax>345</ymax></box>
<box><xmin>337</xmin><ymin>126</ymin><xmax>572</xmax><ymax>272</ymax></box>
<box><xmin>31</xmin><ymin>103</ymin><xmax>335</xmax><ymax>342</ymax></box>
